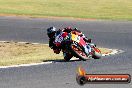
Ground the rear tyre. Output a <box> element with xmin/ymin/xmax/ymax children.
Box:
<box><xmin>64</xmin><ymin>56</ymin><xmax>71</xmax><ymax>61</ymax></box>
<box><xmin>63</xmin><ymin>53</ymin><xmax>73</xmax><ymax>61</ymax></box>
<box><xmin>70</xmin><ymin>44</ymin><xmax>89</xmax><ymax>61</ymax></box>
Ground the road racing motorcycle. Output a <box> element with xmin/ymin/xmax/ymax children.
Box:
<box><xmin>54</xmin><ymin>30</ymin><xmax>102</xmax><ymax>61</ymax></box>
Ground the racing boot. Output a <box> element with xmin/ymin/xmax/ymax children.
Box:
<box><xmin>63</xmin><ymin>52</ymin><xmax>73</xmax><ymax>61</ymax></box>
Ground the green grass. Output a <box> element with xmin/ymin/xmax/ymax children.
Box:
<box><xmin>0</xmin><ymin>0</ymin><xmax>132</xmax><ymax>20</ymax></box>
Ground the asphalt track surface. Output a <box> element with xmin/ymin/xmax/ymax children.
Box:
<box><xmin>0</xmin><ymin>16</ymin><xmax>132</xmax><ymax>88</ymax></box>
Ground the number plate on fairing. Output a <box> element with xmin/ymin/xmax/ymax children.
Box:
<box><xmin>55</xmin><ymin>33</ymin><xmax>64</xmax><ymax>43</ymax></box>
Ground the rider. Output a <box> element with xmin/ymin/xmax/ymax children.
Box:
<box><xmin>47</xmin><ymin>26</ymin><xmax>92</xmax><ymax>61</ymax></box>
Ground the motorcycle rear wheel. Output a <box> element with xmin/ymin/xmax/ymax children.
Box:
<box><xmin>63</xmin><ymin>52</ymin><xmax>73</xmax><ymax>61</ymax></box>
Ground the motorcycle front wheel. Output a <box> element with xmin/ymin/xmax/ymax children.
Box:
<box><xmin>92</xmin><ymin>47</ymin><xmax>102</xmax><ymax>59</ymax></box>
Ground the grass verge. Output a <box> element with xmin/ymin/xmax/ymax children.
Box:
<box><xmin>0</xmin><ymin>42</ymin><xmax>112</xmax><ymax>66</ymax></box>
<box><xmin>0</xmin><ymin>0</ymin><xmax>132</xmax><ymax>20</ymax></box>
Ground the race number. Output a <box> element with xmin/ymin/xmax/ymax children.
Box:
<box><xmin>55</xmin><ymin>33</ymin><xmax>64</xmax><ymax>43</ymax></box>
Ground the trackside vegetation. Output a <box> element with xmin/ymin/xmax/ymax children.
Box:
<box><xmin>0</xmin><ymin>0</ymin><xmax>132</xmax><ymax>20</ymax></box>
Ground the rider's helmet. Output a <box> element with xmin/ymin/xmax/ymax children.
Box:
<box><xmin>47</xmin><ymin>26</ymin><xmax>56</xmax><ymax>38</ymax></box>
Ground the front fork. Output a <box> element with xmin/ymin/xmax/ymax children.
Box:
<box><xmin>83</xmin><ymin>43</ymin><xmax>97</xmax><ymax>57</ymax></box>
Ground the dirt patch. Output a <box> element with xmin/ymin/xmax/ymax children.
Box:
<box><xmin>0</xmin><ymin>42</ymin><xmax>112</xmax><ymax>66</ymax></box>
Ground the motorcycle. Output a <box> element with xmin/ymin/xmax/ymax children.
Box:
<box><xmin>54</xmin><ymin>30</ymin><xmax>102</xmax><ymax>61</ymax></box>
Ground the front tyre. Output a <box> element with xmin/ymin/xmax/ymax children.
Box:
<box><xmin>92</xmin><ymin>47</ymin><xmax>102</xmax><ymax>59</ymax></box>
<box><xmin>70</xmin><ymin>44</ymin><xmax>89</xmax><ymax>61</ymax></box>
